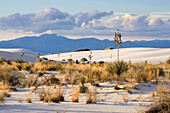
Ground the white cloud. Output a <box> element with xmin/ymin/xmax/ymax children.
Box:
<box><xmin>0</xmin><ymin>8</ymin><xmax>169</xmax><ymax>41</ymax></box>
<box><xmin>76</xmin><ymin>10</ymin><xmax>113</xmax><ymax>27</ymax></box>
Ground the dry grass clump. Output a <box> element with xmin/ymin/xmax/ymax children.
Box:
<box><xmin>146</xmin><ymin>83</ymin><xmax>170</xmax><ymax>113</ymax></box>
<box><xmin>0</xmin><ymin>63</ymin><xmax>15</xmax><ymax>83</ymax></box>
<box><xmin>1</xmin><ymin>90</ymin><xmax>10</xmax><ymax>97</ymax></box>
<box><xmin>37</xmin><ymin>86</ymin><xmax>50</xmax><ymax>101</ymax></box>
<box><xmin>50</xmin><ymin>87</ymin><xmax>64</xmax><ymax>103</ymax></box>
<box><xmin>26</xmin><ymin>97</ymin><xmax>32</xmax><ymax>103</ymax></box>
<box><xmin>19</xmin><ymin>74</ymin><xmax>37</xmax><ymax>88</ymax></box>
<box><xmin>37</xmin><ymin>86</ymin><xmax>64</xmax><ymax>103</ymax></box>
<box><xmin>33</xmin><ymin>61</ymin><xmax>63</xmax><ymax>71</ymax></box>
<box><xmin>0</xmin><ymin>82</ymin><xmax>10</xmax><ymax>90</ymax></box>
<box><xmin>26</xmin><ymin>90</ymin><xmax>33</xmax><ymax>103</ymax></box>
<box><xmin>71</xmin><ymin>87</ymin><xmax>79</xmax><ymax>102</ymax></box>
<box><xmin>0</xmin><ymin>92</ymin><xmax>5</xmax><ymax>103</ymax></box>
<box><xmin>18</xmin><ymin>98</ymin><xmax>22</xmax><ymax>103</ymax></box>
<box><xmin>122</xmin><ymin>95</ymin><xmax>128</xmax><ymax>103</ymax></box>
<box><xmin>0</xmin><ymin>83</ymin><xmax>10</xmax><ymax>103</ymax></box>
<box><xmin>86</xmin><ymin>88</ymin><xmax>97</xmax><ymax>104</ymax></box>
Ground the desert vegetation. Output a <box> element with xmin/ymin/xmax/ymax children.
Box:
<box><xmin>0</xmin><ymin>56</ymin><xmax>169</xmax><ymax>112</ymax></box>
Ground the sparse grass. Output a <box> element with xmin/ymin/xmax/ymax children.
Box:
<box><xmin>71</xmin><ymin>87</ymin><xmax>79</xmax><ymax>102</ymax></box>
<box><xmin>0</xmin><ymin>91</ymin><xmax>5</xmax><ymax>103</ymax></box>
<box><xmin>0</xmin><ymin>63</ymin><xmax>15</xmax><ymax>83</ymax></box>
<box><xmin>146</xmin><ymin>83</ymin><xmax>170</xmax><ymax>113</ymax></box>
<box><xmin>122</xmin><ymin>95</ymin><xmax>128</xmax><ymax>103</ymax></box>
<box><xmin>86</xmin><ymin>88</ymin><xmax>97</xmax><ymax>104</ymax></box>
<box><xmin>18</xmin><ymin>98</ymin><xmax>22</xmax><ymax>103</ymax></box>
<box><xmin>38</xmin><ymin>86</ymin><xmax>49</xmax><ymax>101</ymax></box>
<box><xmin>50</xmin><ymin>87</ymin><xmax>64</xmax><ymax>103</ymax></box>
<box><xmin>19</xmin><ymin>74</ymin><xmax>37</xmax><ymax>88</ymax></box>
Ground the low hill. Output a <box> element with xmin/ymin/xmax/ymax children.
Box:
<box><xmin>0</xmin><ymin>34</ymin><xmax>170</xmax><ymax>53</ymax></box>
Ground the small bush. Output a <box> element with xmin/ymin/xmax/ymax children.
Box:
<box><xmin>26</xmin><ymin>97</ymin><xmax>32</xmax><ymax>103</ymax></box>
<box><xmin>104</xmin><ymin>47</ymin><xmax>113</xmax><ymax>50</ymax></box>
<box><xmin>67</xmin><ymin>58</ymin><xmax>73</xmax><ymax>63</ymax></box>
<box><xmin>50</xmin><ymin>87</ymin><xmax>64</xmax><ymax>103</ymax></box>
<box><xmin>80</xmin><ymin>58</ymin><xmax>88</xmax><ymax>62</ymax></box>
<box><xmin>0</xmin><ymin>63</ymin><xmax>15</xmax><ymax>83</ymax></box>
<box><xmin>38</xmin><ymin>86</ymin><xmax>50</xmax><ymax>101</ymax></box>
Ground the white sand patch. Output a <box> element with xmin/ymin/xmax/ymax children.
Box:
<box><xmin>0</xmin><ymin>48</ymin><xmax>39</xmax><ymax>62</ymax></box>
<box><xmin>42</xmin><ymin>48</ymin><xmax>170</xmax><ymax>64</ymax></box>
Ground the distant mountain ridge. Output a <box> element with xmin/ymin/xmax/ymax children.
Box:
<box><xmin>0</xmin><ymin>34</ymin><xmax>169</xmax><ymax>53</ymax></box>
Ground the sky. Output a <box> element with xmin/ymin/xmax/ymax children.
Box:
<box><xmin>0</xmin><ymin>0</ymin><xmax>170</xmax><ymax>41</ymax></box>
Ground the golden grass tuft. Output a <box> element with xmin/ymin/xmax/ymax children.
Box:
<box><xmin>26</xmin><ymin>97</ymin><xmax>32</xmax><ymax>103</ymax></box>
<box><xmin>0</xmin><ymin>91</ymin><xmax>5</xmax><ymax>103</ymax></box>
<box><xmin>86</xmin><ymin>88</ymin><xmax>97</xmax><ymax>104</ymax></box>
<box><xmin>50</xmin><ymin>87</ymin><xmax>64</xmax><ymax>103</ymax></box>
<box><xmin>71</xmin><ymin>87</ymin><xmax>79</xmax><ymax>102</ymax></box>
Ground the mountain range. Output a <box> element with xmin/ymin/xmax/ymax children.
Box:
<box><xmin>0</xmin><ymin>34</ymin><xmax>169</xmax><ymax>53</ymax></box>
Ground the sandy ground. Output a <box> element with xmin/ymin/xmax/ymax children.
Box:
<box><xmin>0</xmin><ymin>48</ymin><xmax>39</xmax><ymax>62</ymax></box>
<box><xmin>42</xmin><ymin>48</ymin><xmax>170</xmax><ymax>64</ymax></box>
<box><xmin>0</xmin><ymin>80</ymin><xmax>158</xmax><ymax>113</ymax></box>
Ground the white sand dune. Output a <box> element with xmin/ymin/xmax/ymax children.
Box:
<box><xmin>0</xmin><ymin>48</ymin><xmax>39</xmax><ymax>62</ymax></box>
<box><xmin>42</xmin><ymin>48</ymin><xmax>170</xmax><ymax>64</ymax></box>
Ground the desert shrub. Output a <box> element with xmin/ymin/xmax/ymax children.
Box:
<box><xmin>33</xmin><ymin>62</ymin><xmax>63</xmax><ymax>71</ymax></box>
<box><xmin>37</xmin><ymin>86</ymin><xmax>49</xmax><ymax>101</ymax></box>
<box><xmin>92</xmin><ymin>70</ymin><xmax>102</xmax><ymax>81</ymax></box>
<box><xmin>0</xmin><ymin>82</ymin><xmax>10</xmax><ymax>90</ymax></box>
<box><xmin>80</xmin><ymin>58</ymin><xmax>88</xmax><ymax>62</ymax></box>
<box><xmin>50</xmin><ymin>87</ymin><xmax>64</xmax><ymax>103</ymax></box>
<box><xmin>19</xmin><ymin>74</ymin><xmax>37</xmax><ymax>88</ymax></box>
<box><xmin>49</xmin><ymin>74</ymin><xmax>60</xmax><ymax>84</ymax></box>
<box><xmin>26</xmin><ymin>97</ymin><xmax>32</xmax><ymax>103</ymax></box>
<box><xmin>74</xmin><ymin>49</ymin><xmax>82</xmax><ymax>52</ymax></box>
<box><xmin>62</xmin><ymin>59</ymin><xmax>65</xmax><ymax>61</ymax></box>
<box><xmin>105</xmin><ymin>61</ymin><xmax>128</xmax><ymax>81</ymax></box>
<box><xmin>74</xmin><ymin>48</ymin><xmax>90</xmax><ymax>52</ymax></box>
<box><xmin>22</xmin><ymin>62</ymin><xmax>32</xmax><ymax>70</ymax></box>
<box><xmin>146</xmin><ymin>84</ymin><xmax>170</xmax><ymax>113</ymax></box>
<box><xmin>104</xmin><ymin>47</ymin><xmax>113</xmax><ymax>50</ymax></box>
<box><xmin>67</xmin><ymin>58</ymin><xmax>73</xmax><ymax>63</ymax></box>
<box><xmin>80</xmin><ymin>76</ymin><xmax>85</xmax><ymax>87</ymax></box>
<box><xmin>0</xmin><ymin>91</ymin><xmax>5</xmax><ymax>103</ymax></box>
<box><xmin>166</xmin><ymin>57</ymin><xmax>170</xmax><ymax>64</ymax></box>
<box><xmin>0</xmin><ymin>57</ymin><xmax>7</xmax><ymax>64</ymax></box>
<box><xmin>0</xmin><ymin>63</ymin><xmax>15</xmax><ymax>83</ymax></box>
<box><xmin>16</xmin><ymin>58</ymin><xmax>24</xmax><ymax>63</ymax></box>
<box><xmin>75</xmin><ymin>60</ymin><xmax>79</xmax><ymax>64</ymax></box>
<box><xmin>129</xmin><ymin>63</ymin><xmax>163</xmax><ymax>83</ymax></box>
<box><xmin>86</xmin><ymin>88</ymin><xmax>97</xmax><ymax>104</ymax></box>
<box><xmin>71</xmin><ymin>87</ymin><xmax>79</xmax><ymax>102</ymax></box>
<box><xmin>83</xmin><ymin>48</ymin><xmax>90</xmax><ymax>51</ymax></box>
<box><xmin>98</xmin><ymin>61</ymin><xmax>104</xmax><ymax>66</ymax></box>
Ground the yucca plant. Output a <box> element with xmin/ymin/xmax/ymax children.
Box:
<box><xmin>105</xmin><ymin>61</ymin><xmax>128</xmax><ymax>82</ymax></box>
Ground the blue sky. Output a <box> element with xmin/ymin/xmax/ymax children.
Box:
<box><xmin>0</xmin><ymin>0</ymin><xmax>170</xmax><ymax>41</ymax></box>
<box><xmin>1</xmin><ymin>0</ymin><xmax>170</xmax><ymax>16</ymax></box>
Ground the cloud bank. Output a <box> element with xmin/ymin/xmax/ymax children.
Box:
<box><xmin>0</xmin><ymin>7</ymin><xmax>170</xmax><ymax>40</ymax></box>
